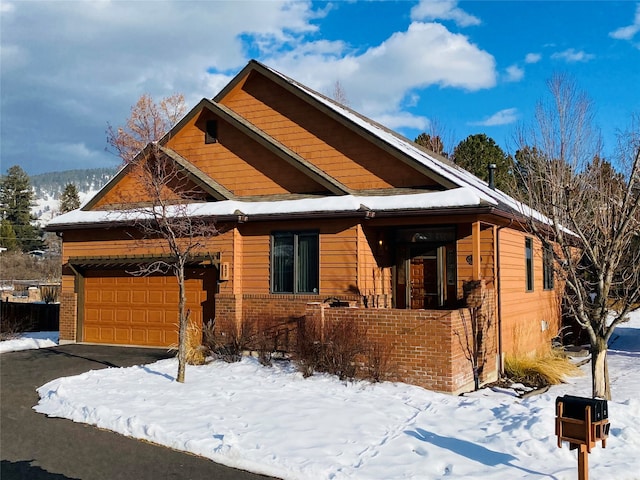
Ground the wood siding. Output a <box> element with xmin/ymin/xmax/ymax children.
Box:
<box><xmin>234</xmin><ymin>219</ymin><xmax>360</xmax><ymax>296</ymax></box>
<box><xmin>219</xmin><ymin>71</ymin><xmax>438</xmax><ymax>191</ymax></box>
<box><xmin>166</xmin><ymin>110</ymin><xmax>327</xmax><ymax>196</ymax></box>
<box><xmin>498</xmin><ymin>229</ymin><xmax>560</xmax><ymax>356</ymax></box>
<box><xmin>457</xmin><ymin>223</ymin><xmax>496</xmax><ymax>294</ymax></box>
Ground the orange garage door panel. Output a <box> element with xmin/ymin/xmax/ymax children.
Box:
<box><xmin>83</xmin><ymin>270</ymin><xmax>211</xmax><ymax>347</ymax></box>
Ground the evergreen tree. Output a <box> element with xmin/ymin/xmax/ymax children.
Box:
<box><xmin>0</xmin><ymin>219</ymin><xmax>19</xmax><ymax>251</ymax></box>
<box><xmin>60</xmin><ymin>183</ymin><xmax>81</xmax><ymax>213</ymax></box>
<box><xmin>452</xmin><ymin>134</ymin><xmax>513</xmax><ymax>192</ymax></box>
<box><xmin>414</xmin><ymin>133</ymin><xmax>446</xmax><ymax>157</ymax></box>
<box><xmin>0</xmin><ymin>165</ymin><xmax>41</xmax><ymax>251</ymax></box>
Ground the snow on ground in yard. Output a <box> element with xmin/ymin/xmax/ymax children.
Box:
<box><xmin>0</xmin><ymin>331</ymin><xmax>58</xmax><ymax>353</ymax></box>
<box><xmin>34</xmin><ymin>311</ymin><xmax>640</xmax><ymax>479</ymax></box>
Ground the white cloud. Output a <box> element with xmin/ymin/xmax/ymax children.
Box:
<box><xmin>525</xmin><ymin>53</ymin><xmax>542</xmax><ymax>64</ymax></box>
<box><xmin>471</xmin><ymin>108</ymin><xmax>519</xmax><ymax>127</ymax></box>
<box><xmin>266</xmin><ymin>22</ymin><xmax>496</xmax><ymax>128</ymax></box>
<box><xmin>374</xmin><ymin>111</ymin><xmax>430</xmax><ymax>131</ymax></box>
<box><xmin>504</xmin><ymin>65</ymin><xmax>524</xmax><ymax>82</ymax></box>
<box><xmin>410</xmin><ymin>0</ymin><xmax>481</xmax><ymax>27</ymax></box>
<box><xmin>551</xmin><ymin>48</ymin><xmax>595</xmax><ymax>63</ymax></box>
<box><xmin>0</xmin><ymin>0</ymin><xmax>324</xmax><ymax>173</ymax></box>
<box><xmin>609</xmin><ymin>3</ymin><xmax>640</xmax><ymax>40</ymax></box>
<box><xmin>1</xmin><ymin>0</ymin><xmax>497</xmax><ymax>172</ymax></box>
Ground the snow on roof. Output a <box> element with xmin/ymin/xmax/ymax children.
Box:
<box><xmin>262</xmin><ymin>62</ymin><xmax>554</xmax><ymax>226</ymax></box>
<box><xmin>47</xmin><ymin>188</ymin><xmax>487</xmax><ymax>228</ymax></box>
<box><xmin>55</xmin><ymin>61</ymin><xmax>559</xmax><ymax>232</ymax></box>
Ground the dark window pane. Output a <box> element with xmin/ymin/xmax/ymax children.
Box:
<box><xmin>525</xmin><ymin>237</ymin><xmax>534</xmax><ymax>292</ymax></box>
<box><xmin>272</xmin><ymin>233</ymin><xmax>294</xmax><ymax>293</ymax></box>
<box><xmin>543</xmin><ymin>244</ymin><xmax>554</xmax><ymax>290</ymax></box>
<box><xmin>205</xmin><ymin>120</ymin><xmax>218</xmax><ymax>144</ymax></box>
<box><xmin>297</xmin><ymin>233</ymin><xmax>319</xmax><ymax>293</ymax></box>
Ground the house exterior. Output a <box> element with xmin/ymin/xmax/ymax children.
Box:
<box><xmin>48</xmin><ymin>60</ymin><xmax>561</xmax><ymax>394</ymax></box>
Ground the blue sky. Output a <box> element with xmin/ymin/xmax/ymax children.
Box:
<box><xmin>1</xmin><ymin>0</ymin><xmax>639</xmax><ymax>176</ymax></box>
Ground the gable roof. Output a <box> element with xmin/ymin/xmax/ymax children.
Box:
<box><xmin>222</xmin><ymin>60</ymin><xmax>533</xmax><ymax>218</ymax></box>
<box><xmin>50</xmin><ymin>59</ymin><xmax>555</xmax><ymax>230</ymax></box>
<box><xmin>83</xmin><ymin>143</ymin><xmax>235</xmax><ymax>210</ymax></box>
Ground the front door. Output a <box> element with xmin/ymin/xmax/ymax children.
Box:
<box><xmin>410</xmin><ymin>253</ymin><xmax>439</xmax><ymax>309</ymax></box>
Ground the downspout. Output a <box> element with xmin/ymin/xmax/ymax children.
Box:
<box><xmin>495</xmin><ymin>218</ymin><xmax>514</xmax><ymax>376</ymax></box>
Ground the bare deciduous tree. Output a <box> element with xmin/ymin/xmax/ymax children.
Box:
<box><xmin>107</xmin><ymin>93</ymin><xmax>186</xmax><ymax>164</ymax></box>
<box><xmin>455</xmin><ymin>281</ymin><xmax>495</xmax><ymax>391</ymax></box>
<box><xmin>330</xmin><ymin>80</ymin><xmax>350</xmax><ymax>107</ymax></box>
<box><xmin>414</xmin><ymin>118</ymin><xmax>455</xmax><ymax>158</ymax></box>
<box><xmin>122</xmin><ymin>145</ymin><xmax>219</xmax><ymax>383</ymax></box>
<box><xmin>516</xmin><ymin>74</ymin><xmax>640</xmax><ymax>399</ymax></box>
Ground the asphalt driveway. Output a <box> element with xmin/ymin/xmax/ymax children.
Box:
<box><xmin>1</xmin><ymin>344</ymin><xmax>278</xmax><ymax>480</ymax></box>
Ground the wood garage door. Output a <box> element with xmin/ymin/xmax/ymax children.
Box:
<box><xmin>83</xmin><ymin>269</ymin><xmax>214</xmax><ymax>347</ymax></box>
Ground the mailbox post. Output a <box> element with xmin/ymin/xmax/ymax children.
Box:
<box><xmin>555</xmin><ymin>395</ymin><xmax>609</xmax><ymax>480</ymax></box>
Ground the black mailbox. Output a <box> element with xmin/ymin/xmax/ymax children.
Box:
<box><xmin>556</xmin><ymin>395</ymin><xmax>608</xmax><ymax>422</ymax></box>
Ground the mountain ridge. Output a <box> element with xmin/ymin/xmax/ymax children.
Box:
<box><xmin>31</xmin><ymin>167</ymin><xmax>118</xmax><ymax>224</ymax></box>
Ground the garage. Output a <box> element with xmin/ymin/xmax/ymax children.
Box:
<box><xmin>81</xmin><ymin>268</ymin><xmax>215</xmax><ymax>347</ymax></box>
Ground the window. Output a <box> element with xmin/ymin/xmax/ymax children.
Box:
<box><xmin>543</xmin><ymin>243</ymin><xmax>554</xmax><ymax>290</ymax></box>
<box><xmin>271</xmin><ymin>232</ymin><xmax>319</xmax><ymax>294</ymax></box>
<box><xmin>525</xmin><ymin>237</ymin><xmax>534</xmax><ymax>292</ymax></box>
<box><xmin>205</xmin><ymin>120</ymin><xmax>218</xmax><ymax>144</ymax></box>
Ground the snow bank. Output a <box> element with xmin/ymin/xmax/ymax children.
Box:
<box><xmin>34</xmin><ymin>311</ymin><xmax>640</xmax><ymax>479</ymax></box>
<box><xmin>1</xmin><ymin>332</ymin><xmax>58</xmax><ymax>353</ymax></box>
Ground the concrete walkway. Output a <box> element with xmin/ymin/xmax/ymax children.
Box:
<box><xmin>1</xmin><ymin>344</ymin><xmax>278</xmax><ymax>480</ymax></box>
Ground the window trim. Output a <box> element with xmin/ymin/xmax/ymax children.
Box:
<box><xmin>525</xmin><ymin>237</ymin><xmax>534</xmax><ymax>292</ymax></box>
<box><xmin>270</xmin><ymin>230</ymin><xmax>319</xmax><ymax>295</ymax></box>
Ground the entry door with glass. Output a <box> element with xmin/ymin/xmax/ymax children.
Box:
<box><xmin>409</xmin><ymin>248</ymin><xmax>442</xmax><ymax>309</ymax></box>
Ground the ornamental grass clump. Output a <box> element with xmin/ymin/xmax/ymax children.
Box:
<box><xmin>505</xmin><ymin>351</ymin><xmax>583</xmax><ymax>388</ymax></box>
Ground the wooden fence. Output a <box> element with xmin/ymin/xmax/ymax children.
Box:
<box><xmin>0</xmin><ymin>301</ymin><xmax>60</xmax><ymax>333</ymax></box>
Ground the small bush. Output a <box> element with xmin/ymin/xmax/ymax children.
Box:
<box><xmin>40</xmin><ymin>285</ymin><xmax>60</xmax><ymax>304</ymax></box>
<box><xmin>201</xmin><ymin>319</ymin><xmax>254</xmax><ymax>363</ymax></box>
<box><xmin>297</xmin><ymin>318</ymin><xmax>371</xmax><ymax>381</ymax></box>
<box><xmin>0</xmin><ymin>316</ymin><xmax>29</xmax><ymax>341</ymax></box>
<box><xmin>505</xmin><ymin>351</ymin><xmax>583</xmax><ymax>388</ymax></box>
<box><xmin>364</xmin><ymin>341</ymin><xmax>395</xmax><ymax>383</ymax></box>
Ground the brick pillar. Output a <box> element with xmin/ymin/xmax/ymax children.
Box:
<box><xmin>28</xmin><ymin>286</ymin><xmax>39</xmax><ymax>302</ymax></box>
<box><xmin>59</xmin><ymin>292</ymin><xmax>77</xmax><ymax>344</ymax></box>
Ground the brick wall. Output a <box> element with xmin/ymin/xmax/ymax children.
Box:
<box><xmin>212</xmin><ymin>290</ymin><xmax>497</xmax><ymax>394</ymax></box>
<box><xmin>304</xmin><ymin>302</ymin><xmax>497</xmax><ymax>394</ymax></box>
<box><xmin>59</xmin><ymin>292</ymin><xmax>77</xmax><ymax>343</ymax></box>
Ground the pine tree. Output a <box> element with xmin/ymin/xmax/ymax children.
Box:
<box><xmin>0</xmin><ymin>219</ymin><xmax>19</xmax><ymax>251</ymax></box>
<box><xmin>0</xmin><ymin>165</ymin><xmax>41</xmax><ymax>252</ymax></box>
<box><xmin>453</xmin><ymin>134</ymin><xmax>514</xmax><ymax>191</ymax></box>
<box><xmin>414</xmin><ymin>132</ymin><xmax>446</xmax><ymax>156</ymax></box>
<box><xmin>60</xmin><ymin>183</ymin><xmax>81</xmax><ymax>213</ymax></box>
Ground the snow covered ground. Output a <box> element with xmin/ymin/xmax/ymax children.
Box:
<box><xmin>0</xmin><ymin>331</ymin><xmax>58</xmax><ymax>353</ymax></box>
<box><xmin>32</xmin><ymin>310</ymin><xmax>640</xmax><ymax>480</ymax></box>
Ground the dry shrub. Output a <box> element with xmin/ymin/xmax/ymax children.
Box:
<box><xmin>0</xmin><ymin>317</ymin><xmax>29</xmax><ymax>341</ymax></box>
<box><xmin>201</xmin><ymin>318</ymin><xmax>254</xmax><ymax>363</ymax></box>
<box><xmin>169</xmin><ymin>317</ymin><xmax>206</xmax><ymax>366</ymax></box>
<box><xmin>505</xmin><ymin>351</ymin><xmax>583</xmax><ymax>388</ymax></box>
<box><xmin>185</xmin><ymin>320</ymin><xmax>206</xmax><ymax>365</ymax></box>
<box><xmin>0</xmin><ymin>252</ymin><xmax>61</xmax><ymax>282</ymax></box>
<box><xmin>297</xmin><ymin>318</ymin><xmax>380</xmax><ymax>381</ymax></box>
<box><xmin>39</xmin><ymin>285</ymin><xmax>60</xmax><ymax>304</ymax></box>
<box><xmin>364</xmin><ymin>341</ymin><xmax>395</xmax><ymax>383</ymax></box>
